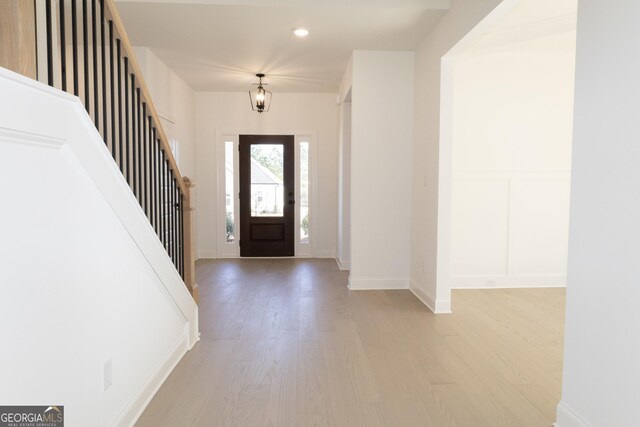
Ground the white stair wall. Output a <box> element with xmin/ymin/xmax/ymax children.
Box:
<box><xmin>0</xmin><ymin>67</ymin><xmax>199</xmax><ymax>426</ymax></box>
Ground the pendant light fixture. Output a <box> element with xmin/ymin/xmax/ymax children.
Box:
<box><xmin>249</xmin><ymin>73</ymin><xmax>272</xmax><ymax>113</ymax></box>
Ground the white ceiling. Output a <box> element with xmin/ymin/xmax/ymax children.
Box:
<box><xmin>458</xmin><ymin>0</ymin><xmax>577</xmax><ymax>55</ymax></box>
<box><xmin>115</xmin><ymin>0</ymin><xmax>449</xmax><ymax>92</ymax></box>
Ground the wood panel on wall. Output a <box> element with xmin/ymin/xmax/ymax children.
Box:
<box><xmin>0</xmin><ymin>0</ymin><xmax>37</xmax><ymax>79</ymax></box>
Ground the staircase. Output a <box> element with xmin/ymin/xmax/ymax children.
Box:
<box><xmin>0</xmin><ymin>1</ymin><xmax>199</xmax><ymax>425</ymax></box>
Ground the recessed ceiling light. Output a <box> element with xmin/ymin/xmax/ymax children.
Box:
<box><xmin>293</xmin><ymin>28</ymin><xmax>309</xmax><ymax>37</ymax></box>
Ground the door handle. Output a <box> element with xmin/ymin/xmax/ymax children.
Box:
<box><xmin>289</xmin><ymin>200</ymin><xmax>295</xmax><ymax>205</ymax></box>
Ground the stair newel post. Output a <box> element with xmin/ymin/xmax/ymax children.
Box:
<box><xmin>182</xmin><ymin>176</ymin><xmax>198</xmax><ymax>303</ymax></box>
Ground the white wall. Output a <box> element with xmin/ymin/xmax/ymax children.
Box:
<box><xmin>0</xmin><ymin>69</ymin><xmax>198</xmax><ymax>426</ymax></box>
<box><xmin>450</xmin><ymin>34</ymin><xmax>575</xmax><ymax>289</ymax></box>
<box><xmin>194</xmin><ymin>92</ymin><xmax>339</xmax><ymax>259</ymax></box>
<box><xmin>133</xmin><ymin>47</ymin><xmax>197</xmax><ymax>180</ymax></box>
<box><xmin>336</xmin><ymin>97</ymin><xmax>351</xmax><ymax>270</ymax></box>
<box><xmin>557</xmin><ymin>0</ymin><xmax>640</xmax><ymax>425</ymax></box>
<box><xmin>347</xmin><ymin>50</ymin><xmax>414</xmax><ymax>290</ymax></box>
<box><xmin>410</xmin><ymin>0</ymin><xmax>503</xmax><ymax>312</ymax></box>
<box><xmin>337</xmin><ymin>58</ymin><xmax>353</xmax><ymax>271</ymax></box>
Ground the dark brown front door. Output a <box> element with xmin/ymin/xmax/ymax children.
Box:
<box><xmin>239</xmin><ymin>135</ymin><xmax>295</xmax><ymax>257</ymax></box>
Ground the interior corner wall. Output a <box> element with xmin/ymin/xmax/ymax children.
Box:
<box><xmin>194</xmin><ymin>92</ymin><xmax>339</xmax><ymax>260</ymax></box>
<box><xmin>410</xmin><ymin>0</ymin><xmax>503</xmax><ymax>312</ymax></box>
<box><xmin>556</xmin><ymin>0</ymin><xmax>640</xmax><ymax>425</ymax></box>
<box><xmin>450</xmin><ymin>35</ymin><xmax>575</xmax><ymax>289</ymax></box>
<box><xmin>337</xmin><ymin>98</ymin><xmax>351</xmax><ymax>270</ymax></box>
<box><xmin>348</xmin><ymin>50</ymin><xmax>414</xmax><ymax>290</ymax></box>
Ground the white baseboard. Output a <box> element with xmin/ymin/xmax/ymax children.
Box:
<box><xmin>196</xmin><ymin>251</ymin><xmax>218</xmax><ymax>260</ymax></box>
<box><xmin>314</xmin><ymin>249</ymin><xmax>335</xmax><ymax>259</ymax></box>
<box><xmin>335</xmin><ymin>258</ymin><xmax>350</xmax><ymax>271</ymax></box>
<box><xmin>554</xmin><ymin>401</ymin><xmax>591</xmax><ymax>427</ymax></box>
<box><xmin>348</xmin><ymin>276</ymin><xmax>409</xmax><ymax>290</ymax></box>
<box><xmin>409</xmin><ymin>281</ymin><xmax>452</xmax><ymax>313</ymax></box>
<box><xmin>196</xmin><ymin>251</ymin><xmax>337</xmax><ymax>260</ymax></box>
<box><xmin>451</xmin><ymin>275</ymin><xmax>566</xmax><ymax>289</ymax></box>
<box><xmin>114</xmin><ymin>334</ymin><xmax>188</xmax><ymax>427</ymax></box>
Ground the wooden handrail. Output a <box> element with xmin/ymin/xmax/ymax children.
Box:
<box><xmin>103</xmin><ymin>0</ymin><xmax>186</xmax><ymax>195</ymax></box>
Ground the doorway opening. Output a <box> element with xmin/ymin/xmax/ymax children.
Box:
<box><xmin>436</xmin><ymin>0</ymin><xmax>578</xmax><ymax>310</ymax></box>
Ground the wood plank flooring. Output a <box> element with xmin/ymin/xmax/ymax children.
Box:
<box><xmin>136</xmin><ymin>259</ymin><xmax>565</xmax><ymax>427</ymax></box>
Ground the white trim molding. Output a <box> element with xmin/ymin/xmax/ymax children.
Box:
<box><xmin>348</xmin><ymin>277</ymin><xmax>409</xmax><ymax>290</ymax></box>
<box><xmin>452</xmin><ymin>275</ymin><xmax>566</xmax><ymax>289</ymax></box>
<box><xmin>0</xmin><ymin>126</ymin><xmax>66</xmax><ymax>150</ymax></box>
<box><xmin>555</xmin><ymin>401</ymin><xmax>592</xmax><ymax>427</ymax></box>
<box><xmin>335</xmin><ymin>258</ymin><xmax>350</xmax><ymax>271</ymax></box>
<box><xmin>313</xmin><ymin>249</ymin><xmax>335</xmax><ymax>259</ymax></box>
<box><xmin>196</xmin><ymin>251</ymin><xmax>218</xmax><ymax>260</ymax></box>
<box><xmin>114</xmin><ymin>335</ymin><xmax>188</xmax><ymax>427</ymax></box>
<box><xmin>410</xmin><ymin>281</ymin><xmax>452</xmax><ymax>313</ymax></box>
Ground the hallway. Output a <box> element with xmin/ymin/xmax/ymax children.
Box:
<box><xmin>136</xmin><ymin>259</ymin><xmax>564</xmax><ymax>426</ymax></box>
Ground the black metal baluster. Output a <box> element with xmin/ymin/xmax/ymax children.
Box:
<box><xmin>151</xmin><ymin>127</ymin><xmax>157</xmax><ymax>233</ymax></box>
<box><xmin>165</xmin><ymin>157</ymin><xmax>170</xmax><ymax>252</ymax></box>
<box><xmin>167</xmin><ymin>165</ymin><xmax>172</xmax><ymax>257</ymax></box>
<box><xmin>100</xmin><ymin>0</ymin><xmax>108</xmax><ymax>145</ymax></box>
<box><xmin>143</xmin><ymin>103</ymin><xmax>148</xmax><ymax>217</ymax></box>
<box><xmin>176</xmin><ymin>186</ymin><xmax>180</xmax><ymax>274</ymax></box>
<box><xmin>173</xmin><ymin>176</ymin><xmax>178</xmax><ymax>268</ymax></box>
<box><xmin>124</xmin><ymin>56</ymin><xmax>130</xmax><ymax>182</ymax></box>
<box><xmin>109</xmin><ymin>20</ymin><xmax>116</xmax><ymax>159</ymax></box>
<box><xmin>131</xmin><ymin>74</ymin><xmax>137</xmax><ymax>197</ymax></box>
<box><xmin>137</xmin><ymin>88</ymin><xmax>143</xmax><ymax>205</ymax></box>
<box><xmin>158</xmin><ymin>147</ymin><xmax>164</xmax><ymax>244</ymax></box>
<box><xmin>45</xmin><ymin>0</ymin><xmax>54</xmax><ymax>86</ymax></box>
<box><xmin>179</xmin><ymin>190</ymin><xmax>184</xmax><ymax>278</ymax></box>
<box><xmin>82</xmin><ymin>0</ymin><xmax>90</xmax><ymax>112</ymax></box>
<box><xmin>71</xmin><ymin>0</ymin><xmax>79</xmax><ymax>95</ymax></box>
<box><xmin>59</xmin><ymin>0</ymin><xmax>67</xmax><ymax>91</ymax></box>
<box><xmin>91</xmin><ymin>0</ymin><xmax>99</xmax><ymax>132</ymax></box>
<box><xmin>160</xmin><ymin>150</ymin><xmax>167</xmax><ymax>247</ymax></box>
<box><xmin>117</xmin><ymin>39</ymin><xmax>123</xmax><ymax>173</ymax></box>
<box><xmin>170</xmin><ymin>171</ymin><xmax>176</xmax><ymax>264</ymax></box>
<box><xmin>158</xmin><ymin>139</ymin><xmax>163</xmax><ymax>238</ymax></box>
<box><xmin>175</xmin><ymin>178</ymin><xmax>180</xmax><ymax>269</ymax></box>
<box><xmin>156</xmin><ymin>134</ymin><xmax>161</xmax><ymax>235</ymax></box>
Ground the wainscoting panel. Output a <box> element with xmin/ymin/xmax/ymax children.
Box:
<box><xmin>451</xmin><ymin>171</ymin><xmax>570</xmax><ymax>289</ymax></box>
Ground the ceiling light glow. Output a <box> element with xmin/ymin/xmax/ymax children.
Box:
<box><xmin>293</xmin><ymin>28</ymin><xmax>309</xmax><ymax>37</ymax></box>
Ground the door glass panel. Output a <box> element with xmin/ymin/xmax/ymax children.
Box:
<box><xmin>224</xmin><ymin>141</ymin><xmax>235</xmax><ymax>242</ymax></box>
<box><xmin>300</xmin><ymin>141</ymin><xmax>309</xmax><ymax>243</ymax></box>
<box><xmin>251</xmin><ymin>144</ymin><xmax>284</xmax><ymax>217</ymax></box>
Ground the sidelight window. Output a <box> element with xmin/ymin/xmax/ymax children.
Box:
<box><xmin>224</xmin><ymin>140</ymin><xmax>235</xmax><ymax>242</ymax></box>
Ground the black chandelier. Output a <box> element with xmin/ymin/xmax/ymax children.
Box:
<box><xmin>249</xmin><ymin>73</ymin><xmax>272</xmax><ymax>113</ymax></box>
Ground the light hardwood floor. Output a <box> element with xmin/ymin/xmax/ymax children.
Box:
<box><xmin>136</xmin><ymin>259</ymin><xmax>565</xmax><ymax>427</ymax></box>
